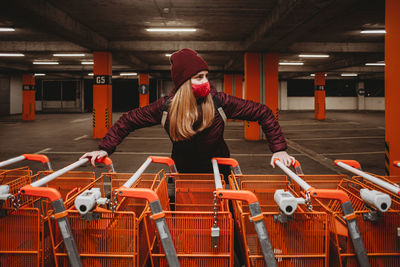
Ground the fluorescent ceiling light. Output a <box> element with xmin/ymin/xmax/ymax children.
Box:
<box><xmin>341</xmin><ymin>73</ymin><xmax>358</xmax><ymax>77</ymax></box>
<box><xmin>0</xmin><ymin>53</ymin><xmax>24</xmax><ymax>57</ymax></box>
<box><xmin>120</xmin><ymin>72</ymin><xmax>138</xmax><ymax>76</ymax></box>
<box><xmin>53</xmin><ymin>53</ymin><xmax>85</xmax><ymax>57</ymax></box>
<box><xmin>33</xmin><ymin>61</ymin><xmax>59</xmax><ymax>65</ymax></box>
<box><xmin>88</xmin><ymin>73</ymin><xmax>94</xmax><ymax>76</ymax></box>
<box><xmin>81</xmin><ymin>61</ymin><xmax>94</xmax><ymax>65</ymax></box>
<box><xmin>360</xmin><ymin>30</ymin><xmax>386</xmax><ymax>34</ymax></box>
<box><xmin>34</xmin><ymin>73</ymin><xmax>46</xmax><ymax>76</ymax></box>
<box><xmin>146</xmin><ymin>28</ymin><xmax>196</xmax><ymax>32</ymax></box>
<box><xmin>310</xmin><ymin>74</ymin><xmax>327</xmax><ymax>77</ymax></box>
<box><xmin>299</xmin><ymin>54</ymin><xmax>330</xmax><ymax>58</ymax></box>
<box><xmin>0</xmin><ymin>27</ymin><xmax>15</xmax><ymax>32</ymax></box>
<box><xmin>279</xmin><ymin>62</ymin><xmax>304</xmax><ymax>66</ymax></box>
<box><xmin>365</xmin><ymin>62</ymin><xmax>385</xmax><ymax>66</ymax></box>
<box><xmin>165</xmin><ymin>54</ymin><xmax>172</xmax><ymax>57</ymax></box>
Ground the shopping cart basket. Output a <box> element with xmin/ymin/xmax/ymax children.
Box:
<box><xmin>52</xmin><ymin>156</ymin><xmax>179</xmax><ymax>267</ymax></box>
<box><xmin>0</xmin><ymin>156</ymin><xmax>112</xmax><ymax>267</ymax></box>
<box><xmin>215</xmin><ymin>158</ymin><xmax>328</xmax><ymax>267</ymax></box>
<box><xmin>274</xmin><ymin>159</ymin><xmax>370</xmax><ymax>267</ymax></box>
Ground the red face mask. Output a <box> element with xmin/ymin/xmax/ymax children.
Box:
<box><xmin>192</xmin><ymin>81</ymin><xmax>210</xmax><ymax>98</ymax></box>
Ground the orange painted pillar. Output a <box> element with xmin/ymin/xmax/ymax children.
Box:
<box><xmin>244</xmin><ymin>53</ymin><xmax>261</xmax><ymax>140</ymax></box>
<box><xmin>385</xmin><ymin>0</ymin><xmax>400</xmax><ymax>176</ymax></box>
<box><xmin>314</xmin><ymin>72</ymin><xmax>326</xmax><ymax>120</ymax></box>
<box><xmin>22</xmin><ymin>74</ymin><xmax>35</xmax><ymax>121</ymax></box>
<box><xmin>93</xmin><ymin>52</ymin><xmax>112</xmax><ymax>139</ymax></box>
<box><xmin>224</xmin><ymin>74</ymin><xmax>233</xmax><ymax>95</ymax></box>
<box><xmin>139</xmin><ymin>74</ymin><xmax>149</xmax><ymax>107</ymax></box>
<box><xmin>264</xmin><ymin>53</ymin><xmax>279</xmax><ymax>120</ymax></box>
<box><xmin>235</xmin><ymin>74</ymin><xmax>243</xmax><ymax>99</ymax></box>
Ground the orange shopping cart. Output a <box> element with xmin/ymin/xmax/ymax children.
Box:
<box><xmin>274</xmin><ymin>159</ymin><xmax>371</xmax><ymax>267</ymax></box>
<box><xmin>52</xmin><ymin>156</ymin><xmax>180</xmax><ymax>267</ymax></box>
<box><xmin>143</xmin><ymin>157</ymin><xmax>234</xmax><ymax>266</ymax></box>
<box><xmin>0</xmin><ymin>156</ymin><xmax>113</xmax><ymax>267</ymax></box>
<box><xmin>215</xmin><ymin>158</ymin><xmax>329</xmax><ymax>267</ymax></box>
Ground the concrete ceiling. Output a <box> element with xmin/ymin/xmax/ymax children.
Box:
<box><xmin>0</xmin><ymin>0</ymin><xmax>385</xmax><ymax>79</ymax></box>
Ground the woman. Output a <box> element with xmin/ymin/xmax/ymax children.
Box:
<box><xmin>81</xmin><ymin>48</ymin><xmax>294</xmax><ymax>176</ymax></box>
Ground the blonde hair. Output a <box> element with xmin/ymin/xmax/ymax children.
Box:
<box><xmin>169</xmin><ymin>80</ymin><xmax>215</xmax><ymax>141</ymax></box>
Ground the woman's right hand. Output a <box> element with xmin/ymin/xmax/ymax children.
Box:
<box><xmin>80</xmin><ymin>150</ymin><xmax>108</xmax><ymax>167</ymax></box>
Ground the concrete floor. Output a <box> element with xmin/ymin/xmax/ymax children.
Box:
<box><xmin>0</xmin><ymin>110</ymin><xmax>385</xmax><ymax>177</ymax></box>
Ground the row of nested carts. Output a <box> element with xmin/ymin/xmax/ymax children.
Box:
<box><xmin>0</xmin><ymin>154</ymin><xmax>400</xmax><ymax>266</ymax></box>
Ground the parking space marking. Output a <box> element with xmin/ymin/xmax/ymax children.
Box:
<box><xmin>74</xmin><ymin>135</ymin><xmax>88</xmax><ymax>141</ymax></box>
<box><xmin>34</xmin><ymin>147</ymin><xmax>52</xmax><ymax>154</ymax></box>
<box><xmin>322</xmin><ymin>151</ymin><xmax>384</xmax><ymax>156</ymax></box>
<box><xmin>290</xmin><ymin>136</ymin><xmax>384</xmax><ymax>141</ymax></box>
<box><xmin>71</xmin><ymin>118</ymin><xmax>91</xmax><ymax>123</ymax></box>
<box><xmin>284</xmin><ymin>127</ymin><xmax>383</xmax><ymax>132</ymax></box>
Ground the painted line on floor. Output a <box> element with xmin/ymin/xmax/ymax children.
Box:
<box><xmin>125</xmin><ymin>137</ymin><xmax>245</xmax><ymax>141</ymax></box>
<box><xmin>290</xmin><ymin>136</ymin><xmax>384</xmax><ymax>141</ymax></box>
<box><xmin>39</xmin><ymin>151</ymin><xmax>305</xmax><ymax>157</ymax></box>
<box><xmin>71</xmin><ymin>118</ymin><xmax>91</xmax><ymax>123</ymax></box>
<box><xmin>280</xmin><ymin>121</ymin><xmax>361</xmax><ymax>126</ymax></box>
<box><xmin>74</xmin><ymin>135</ymin><xmax>88</xmax><ymax>141</ymax></box>
<box><xmin>285</xmin><ymin>138</ymin><xmax>343</xmax><ymax>174</ymax></box>
<box><xmin>322</xmin><ymin>151</ymin><xmax>384</xmax><ymax>156</ymax></box>
<box><xmin>284</xmin><ymin>127</ymin><xmax>383</xmax><ymax>133</ymax></box>
<box><xmin>34</xmin><ymin>147</ymin><xmax>52</xmax><ymax>154</ymax></box>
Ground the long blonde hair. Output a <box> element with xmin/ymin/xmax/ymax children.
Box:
<box><xmin>169</xmin><ymin>80</ymin><xmax>215</xmax><ymax>141</ymax></box>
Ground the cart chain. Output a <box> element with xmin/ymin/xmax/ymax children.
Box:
<box><xmin>11</xmin><ymin>191</ymin><xmax>22</xmax><ymax>210</ymax></box>
<box><xmin>110</xmin><ymin>189</ymin><xmax>118</xmax><ymax>213</ymax></box>
<box><xmin>213</xmin><ymin>191</ymin><xmax>218</xmax><ymax>227</ymax></box>
<box><xmin>305</xmin><ymin>191</ymin><xmax>313</xmax><ymax>211</ymax></box>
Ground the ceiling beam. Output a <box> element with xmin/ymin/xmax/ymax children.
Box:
<box><xmin>288</xmin><ymin>42</ymin><xmax>384</xmax><ymax>53</ymax></box>
<box><xmin>1</xmin><ymin>0</ymin><xmax>148</xmax><ymax>68</ymax></box>
<box><xmin>110</xmin><ymin>41</ymin><xmax>243</xmax><ymax>52</ymax></box>
<box><xmin>0</xmin><ymin>41</ymin><xmax>87</xmax><ymax>52</ymax></box>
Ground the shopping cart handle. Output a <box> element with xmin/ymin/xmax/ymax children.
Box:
<box><xmin>0</xmin><ymin>154</ymin><xmax>52</xmax><ymax>170</ymax></box>
<box><xmin>212</xmin><ymin>157</ymin><xmax>239</xmax><ymax>167</ymax></box>
<box><xmin>149</xmin><ymin>156</ymin><xmax>175</xmax><ymax>166</ymax></box>
<box><xmin>216</xmin><ymin>189</ymin><xmax>258</xmax><ymax>204</ymax></box>
<box><xmin>334</xmin><ymin>160</ymin><xmax>361</xmax><ymax>170</ymax></box>
<box><xmin>23</xmin><ymin>154</ymin><xmax>50</xmax><ymax>164</ymax></box>
<box><xmin>308</xmin><ymin>187</ymin><xmax>350</xmax><ymax>204</ymax></box>
<box><xmin>20</xmin><ymin>184</ymin><xmax>62</xmax><ymax>201</ymax></box>
<box><xmin>394</xmin><ymin>161</ymin><xmax>400</xmax><ymax>168</ymax></box>
<box><xmin>94</xmin><ymin>156</ymin><xmax>115</xmax><ymax>172</ymax></box>
<box><xmin>117</xmin><ymin>186</ymin><xmax>160</xmax><ymax>203</ymax></box>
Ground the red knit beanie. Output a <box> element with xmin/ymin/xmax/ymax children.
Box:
<box><xmin>170</xmin><ymin>48</ymin><xmax>209</xmax><ymax>92</ymax></box>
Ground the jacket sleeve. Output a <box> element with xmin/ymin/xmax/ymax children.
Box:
<box><xmin>98</xmin><ymin>97</ymin><xmax>166</xmax><ymax>155</ymax></box>
<box><xmin>217</xmin><ymin>92</ymin><xmax>287</xmax><ymax>153</ymax></box>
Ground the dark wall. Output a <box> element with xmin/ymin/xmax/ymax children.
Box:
<box><xmin>84</xmin><ymin>78</ymin><xmax>157</xmax><ymax>112</ymax></box>
<box><xmin>0</xmin><ymin>75</ymin><xmax>10</xmax><ymax>116</ymax></box>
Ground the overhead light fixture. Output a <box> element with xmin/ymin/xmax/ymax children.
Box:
<box><xmin>146</xmin><ymin>28</ymin><xmax>196</xmax><ymax>32</ymax></box>
<box><xmin>279</xmin><ymin>62</ymin><xmax>304</xmax><ymax>66</ymax></box>
<box><xmin>165</xmin><ymin>53</ymin><xmax>172</xmax><ymax>57</ymax></box>
<box><xmin>299</xmin><ymin>54</ymin><xmax>330</xmax><ymax>58</ymax></box>
<box><xmin>53</xmin><ymin>53</ymin><xmax>85</xmax><ymax>57</ymax></box>
<box><xmin>310</xmin><ymin>74</ymin><xmax>327</xmax><ymax>77</ymax></box>
<box><xmin>0</xmin><ymin>27</ymin><xmax>15</xmax><ymax>32</ymax></box>
<box><xmin>88</xmin><ymin>73</ymin><xmax>94</xmax><ymax>76</ymax></box>
<box><xmin>360</xmin><ymin>30</ymin><xmax>386</xmax><ymax>34</ymax></box>
<box><xmin>341</xmin><ymin>73</ymin><xmax>358</xmax><ymax>77</ymax></box>
<box><xmin>33</xmin><ymin>61</ymin><xmax>59</xmax><ymax>65</ymax></box>
<box><xmin>365</xmin><ymin>62</ymin><xmax>385</xmax><ymax>66</ymax></box>
<box><xmin>34</xmin><ymin>73</ymin><xmax>46</xmax><ymax>76</ymax></box>
<box><xmin>81</xmin><ymin>61</ymin><xmax>94</xmax><ymax>65</ymax></box>
<box><xmin>0</xmin><ymin>53</ymin><xmax>24</xmax><ymax>57</ymax></box>
<box><xmin>120</xmin><ymin>72</ymin><xmax>138</xmax><ymax>76</ymax></box>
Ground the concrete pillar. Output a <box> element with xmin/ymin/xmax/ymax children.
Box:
<box><xmin>139</xmin><ymin>73</ymin><xmax>149</xmax><ymax>107</ymax></box>
<box><xmin>234</xmin><ymin>74</ymin><xmax>243</xmax><ymax>99</ymax></box>
<box><xmin>314</xmin><ymin>72</ymin><xmax>326</xmax><ymax>120</ymax></box>
<box><xmin>93</xmin><ymin>51</ymin><xmax>112</xmax><ymax>139</ymax></box>
<box><xmin>279</xmin><ymin>80</ymin><xmax>288</xmax><ymax>111</ymax></box>
<box><xmin>385</xmin><ymin>0</ymin><xmax>400</xmax><ymax>176</ymax></box>
<box><xmin>224</xmin><ymin>74</ymin><xmax>233</xmax><ymax>95</ymax></box>
<box><xmin>244</xmin><ymin>53</ymin><xmax>261</xmax><ymax>140</ymax></box>
<box><xmin>357</xmin><ymin>81</ymin><xmax>365</xmax><ymax>110</ymax></box>
<box><xmin>22</xmin><ymin>74</ymin><xmax>35</xmax><ymax>121</ymax></box>
<box><xmin>264</xmin><ymin>53</ymin><xmax>279</xmax><ymax>120</ymax></box>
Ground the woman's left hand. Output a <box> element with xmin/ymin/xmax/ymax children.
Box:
<box><xmin>270</xmin><ymin>151</ymin><xmax>295</xmax><ymax>168</ymax></box>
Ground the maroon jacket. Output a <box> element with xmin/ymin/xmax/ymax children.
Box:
<box><xmin>99</xmin><ymin>86</ymin><xmax>287</xmax><ymax>173</ymax></box>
